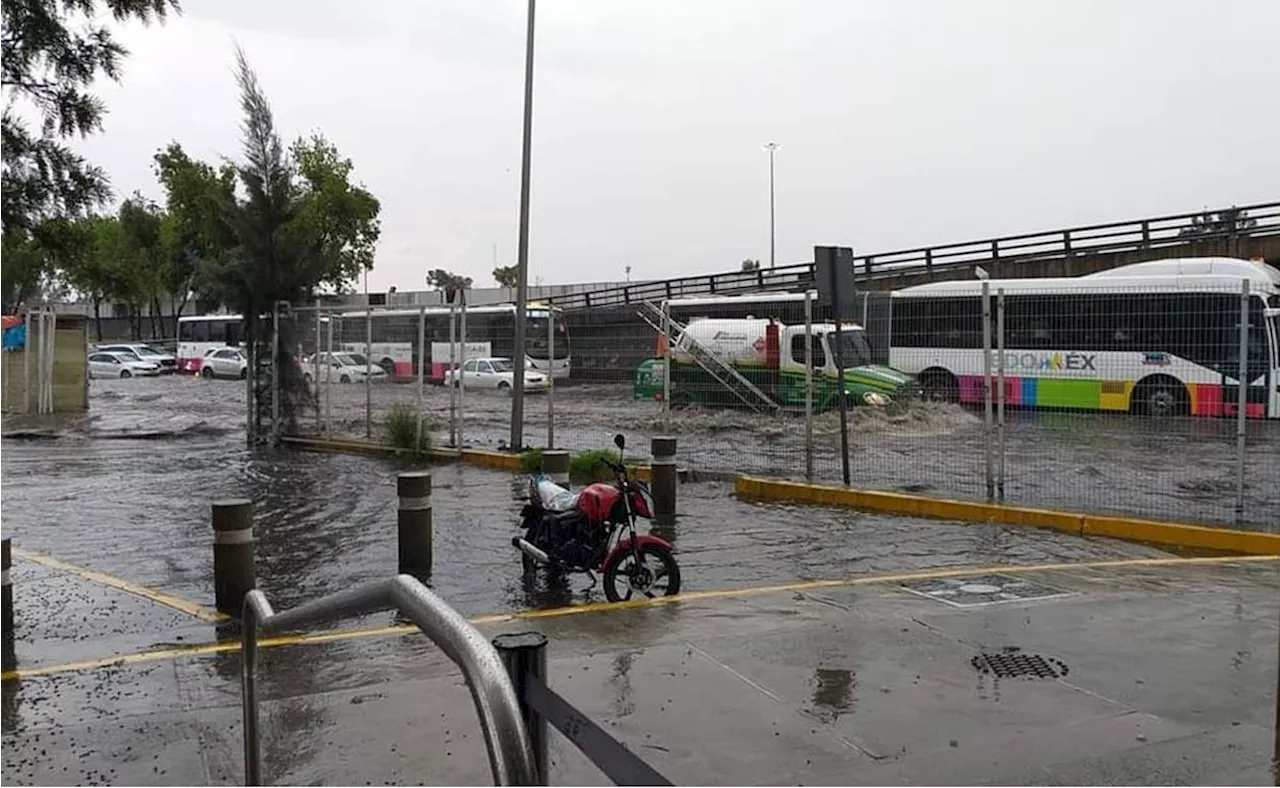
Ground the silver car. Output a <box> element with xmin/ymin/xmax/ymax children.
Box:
<box><xmin>96</xmin><ymin>343</ymin><xmax>178</xmax><ymax>374</ymax></box>
<box><xmin>201</xmin><ymin>347</ymin><xmax>248</xmax><ymax>379</ymax></box>
<box><xmin>88</xmin><ymin>350</ymin><xmax>162</xmax><ymax>379</ymax></box>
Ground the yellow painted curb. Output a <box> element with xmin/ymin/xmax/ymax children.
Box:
<box><xmin>734</xmin><ymin>475</ymin><xmax>1280</xmax><ymax>556</ymax></box>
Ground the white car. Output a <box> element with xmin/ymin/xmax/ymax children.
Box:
<box><xmin>88</xmin><ymin>350</ymin><xmax>162</xmax><ymax>379</ymax></box>
<box><xmin>201</xmin><ymin>347</ymin><xmax>248</xmax><ymax>379</ymax></box>
<box><xmin>443</xmin><ymin>357</ymin><xmax>548</xmax><ymax>392</ymax></box>
<box><xmin>302</xmin><ymin>352</ymin><xmax>388</xmax><ymax>384</ymax></box>
<box><xmin>96</xmin><ymin>343</ymin><xmax>178</xmax><ymax>374</ymax></box>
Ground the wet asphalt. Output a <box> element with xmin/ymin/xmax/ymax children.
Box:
<box><xmin>1</xmin><ymin>376</ymin><xmax>1277</xmax><ymax>785</ymax></box>
<box><xmin>238</xmin><ymin>374</ymin><xmax>1276</xmax><ymax>527</ymax></box>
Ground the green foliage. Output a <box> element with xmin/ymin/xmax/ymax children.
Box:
<box><xmin>427</xmin><ymin>269</ymin><xmax>473</xmax><ymax>299</ymax></box>
<box><xmin>383</xmin><ymin>404</ymin><xmax>432</xmax><ymax>457</ymax></box>
<box><xmin>1</xmin><ymin>0</ymin><xmax>180</xmax><ymax>232</ymax></box>
<box><xmin>518</xmin><ymin>448</ymin><xmax>618</xmax><ymax>483</ymax></box>
<box><xmin>1</xmin><ymin>230</ymin><xmax>49</xmax><ymax>310</ymax></box>
<box><xmin>571</xmin><ymin>449</ymin><xmax>618</xmax><ymax>483</ymax></box>
<box><xmin>291</xmin><ymin>134</ymin><xmax>381</xmax><ymax>292</ymax></box>
<box><xmin>492</xmin><ymin>265</ymin><xmax>519</xmax><ymax>289</ymax></box>
<box><xmin>741</xmin><ymin>258</ymin><xmax>760</xmax><ymax>271</ymax></box>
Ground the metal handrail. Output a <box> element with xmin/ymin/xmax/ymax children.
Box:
<box><xmin>547</xmin><ymin>200</ymin><xmax>1280</xmax><ymax>311</ymax></box>
<box><xmin>241</xmin><ymin>576</ymin><xmax>539</xmax><ymax>786</ymax></box>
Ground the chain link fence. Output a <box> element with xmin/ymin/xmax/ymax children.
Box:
<box><xmin>283</xmin><ymin>279</ymin><xmax>1279</xmax><ymax>530</ymax></box>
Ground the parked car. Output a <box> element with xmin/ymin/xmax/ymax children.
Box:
<box><xmin>302</xmin><ymin>352</ymin><xmax>388</xmax><ymax>384</ymax></box>
<box><xmin>442</xmin><ymin>357</ymin><xmax>548</xmax><ymax>392</ymax></box>
<box><xmin>88</xmin><ymin>350</ymin><xmax>162</xmax><ymax>379</ymax></box>
<box><xmin>95</xmin><ymin>343</ymin><xmax>178</xmax><ymax>373</ymax></box>
<box><xmin>201</xmin><ymin>347</ymin><xmax>248</xmax><ymax>379</ymax></box>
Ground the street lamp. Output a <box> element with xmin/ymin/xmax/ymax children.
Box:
<box><xmin>764</xmin><ymin>141</ymin><xmax>780</xmax><ymax>268</ymax></box>
<box><xmin>510</xmin><ymin>0</ymin><xmax>536</xmax><ymax>452</ymax></box>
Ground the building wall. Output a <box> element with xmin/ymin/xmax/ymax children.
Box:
<box><xmin>2</xmin><ymin>315</ymin><xmax>89</xmax><ymax>414</ymax></box>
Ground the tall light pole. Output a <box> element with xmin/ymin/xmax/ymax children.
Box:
<box><xmin>510</xmin><ymin>0</ymin><xmax>536</xmax><ymax>452</ymax></box>
<box><xmin>765</xmin><ymin>141</ymin><xmax>779</xmax><ymax>268</ymax></box>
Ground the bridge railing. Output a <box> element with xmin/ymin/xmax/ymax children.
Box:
<box><xmin>546</xmin><ymin>201</ymin><xmax>1280</xmax><ymax>311</ymax></box>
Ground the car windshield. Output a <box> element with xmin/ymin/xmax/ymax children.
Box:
<box><xmin>829</xmin><ymin>329</ymin><xmax>873</xmax><ymax>368</ymax></box>
<box><xmin>116</xmin><ymin>350</ymin><xmax>141</xmax><ymax>362</ymax></box>
<box><xmin>334</xmin><ymin>353</ymin><xmax>362</xmax><ymax>366</ymax></box>
<box><xmin>490</xmin><ymin>359</ymin><xmax>515</xmax><ymax>373</ymax></box>
<box><xmin>136</xmin><ymin>346</ymin><xmax>165</xmax><ymax>356</ymax></box>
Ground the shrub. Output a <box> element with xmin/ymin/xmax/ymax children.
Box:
<box><xmin>518</xmin><ymin>447</ymin><xmax>620</xmax><ymax>483</ymax></box>
<box><xmin>383</xmin><ymin>404</ymin><xmax>432</xmax><ymax>458</ymax></box>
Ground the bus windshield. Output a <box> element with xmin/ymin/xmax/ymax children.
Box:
<box><xmin>524</xmin><ymin>316</ymin><xmax>570</xmax><ymax>360</ymax></box>
<box><xmin>830</xmin><ymin>329</ymin><xmax>873</xmax><ymax>368</ymax></box>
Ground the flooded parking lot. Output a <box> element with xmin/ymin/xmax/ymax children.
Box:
<box><xmin>297</xmin><ymin>375</ymin><xmax>1279</xmax><ymax>528</ymax></box>
<box><xmin>1</xmin><ymin>377</ymin><xmax>1170</xmax><ymax>626</ymax></box>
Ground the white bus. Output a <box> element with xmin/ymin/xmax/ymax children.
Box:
<box><xmin>888</xmin><ymin>257</ymin><xmax>1280</xmax><ymax>418</ymax></box>
<box><xmin>324</xmin><ymin>302</ymin><xmax>571</xmax><ymax>382</ymax></box>
<box><xmin>177</xmin><ymin>314</ymin><xmax>245</xmax><ymax>374</ymax></box>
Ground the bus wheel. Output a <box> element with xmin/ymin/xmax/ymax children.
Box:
<box><xmin>920</xmin><ymin>369</ymin><xmax>958</xmax><ymax>403</ymax></box>
<box><xmin>669</xmin><ymin>390</ymin><xmax>694</xmax><ymax>411</ymax></box>
<box><xmin>1133</xmin><ymin>377</ymin><xmax>1187</xmax><ymax>418</ymax></box>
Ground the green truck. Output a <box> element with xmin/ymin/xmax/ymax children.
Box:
<box><xmin>635</xmin><ymin>317</ymin><xmax>914</xmax><ymax>412</ymax></box>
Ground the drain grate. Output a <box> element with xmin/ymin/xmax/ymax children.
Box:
<box><xmin>970</xmin><ymin>651</ymin><xmax>1069</xmax><ymax>680</ymax></box>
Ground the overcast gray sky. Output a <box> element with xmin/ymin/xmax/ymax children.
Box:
<box><xmin>81</xmin><ymin>0</ymin><xmax>1280</xmax><ymax>292</ymax></box>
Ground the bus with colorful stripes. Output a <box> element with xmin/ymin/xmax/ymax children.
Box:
<box><xmin>888</xmin><ymin>257</ymin><xmax>1280</xmax><ymax>418</ymax></box>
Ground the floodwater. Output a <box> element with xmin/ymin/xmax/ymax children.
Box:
<box><xmin>0</xmin><ymin>376</ymin><xmax>1170</xmax><ymax>622</ymax></box>
<box><xmin>299</xmin><ymin>376</ymin><xmax>1278</xmax><ymax>529</ymax></box>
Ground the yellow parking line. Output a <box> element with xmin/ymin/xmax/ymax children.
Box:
<box><xmin>12</xmin><ymin>548</ymin><xmax>226</xmax><ymax>623</ymax></box>
<box><xmin>1</xmin><ymin>554</ymin><xmax>1274</xmax><ymax>682</ymax></box>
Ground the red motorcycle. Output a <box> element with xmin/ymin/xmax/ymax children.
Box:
<box><xmin>514</xmin><ymin>435</ymin><xmax>681</xmax><ymax>603</ymax></box>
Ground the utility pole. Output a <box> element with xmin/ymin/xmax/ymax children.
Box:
<box><xmin>510</xmin><ymin>0</ymin><xmax>536</xmax><ymax>452</ymax></box>
<box><xmin>765</xmin><ymin>141</ymin><xmax>779</xmax><ymax>268</ymax></box>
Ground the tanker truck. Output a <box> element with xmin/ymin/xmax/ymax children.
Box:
<box><xmin>634</xmin><ymin>316</ymin><xmax>915</xmax><ymax>412</ymax></box>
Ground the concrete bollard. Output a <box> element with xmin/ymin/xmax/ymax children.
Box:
<box><xmin>397</xmin><ymin>472</ymin><xmax>433</xmax><ymax>576</ymax></box>
<box><xmin>212</xmin><ymin>500</ymin><xmax>256</xmax><ymax>615</ymax></box>
<box><xmin>650</xmin><ymin>436</ymin><xmax>677</xmax><ymax>526</ymax></box>
<box><xmin>493</xmin><ymin>632</ymin><xmax>549</xmax><ymax>783</ymax></box>
<box><xmin>0</xmin><ymin>539</ymin><xmax>11</xmax><ymax>637</ymax></box>
<box><xmin>541</xmin><ymin>450</ymin><xmax>571</xmax><ymax>488</ymax></box>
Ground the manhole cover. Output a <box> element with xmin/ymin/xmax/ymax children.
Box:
<box><xmin>899</xmin><ymin>573</ymin><xmax>1075</xmax><ymax>608</ymax></box>
<box><xmin>970</xmin><ymin>651</ymin><xmax>1069</xmax><ymax>680</ymax></box>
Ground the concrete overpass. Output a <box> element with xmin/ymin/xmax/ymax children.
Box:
<box><xmin>554</xmin><ymin>201</ymin><xmax>1280</xmax><ymax>381</ymax></box>
<box><xmin>548</xmin><ymin>201</ymin><xmax>1280</xmax><ymax>311</ymax></box>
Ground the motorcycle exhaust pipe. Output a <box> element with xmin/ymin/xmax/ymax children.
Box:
<box><xmin>513</xmin><ymin>536</ymin><xmax>551</xmax><ymax>565</ymax></box>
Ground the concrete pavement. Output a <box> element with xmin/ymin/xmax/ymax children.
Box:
<box><xmin>2</xmin><ymin>555</ymin><xmax>1276</xmax><ymax>785</ymax></box>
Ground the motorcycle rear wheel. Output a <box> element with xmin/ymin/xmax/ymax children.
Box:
<box><xmin>602</xmin><ymin>543</ymin><xmax>680</xmax><ymax>603</ymax></box>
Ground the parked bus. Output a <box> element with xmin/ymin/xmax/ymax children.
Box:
<box><xmin>331</xmin><ymin>303</ymin><xmax>570</xmax><ymax>382</ymax></box>
<box><xmin>888</xmin><ymin>257</ymin><xmax>1280</xmax><ymax>418</ymax></box>
<box><xmin>177</xmin><ymin>314</ymin><xmax>245</xmax><ymax>373</ymax></box>
<box><xmin>180</xmin><ymin>304</ymin><xmax>570</xmax><ymax>381</ymax></box>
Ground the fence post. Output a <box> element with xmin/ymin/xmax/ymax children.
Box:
<box><xmin>449</xmin><ymin>301</ymin><xmax>458</xmax><ymax>447</ymax></box>
<box><xmin>365</xmin><ymin>305</ymin><xmax>373</xmax><ymax>440</ymax></box>
<box><xmin>651</xmin><ymin>436</ymin><xmax>677</xmax><ymax>526</ymax></box>
<box><xmin>314</xmin><ymin>300</ymin><xmax>322</xmax><ymax>433</ymax></box>
<box><xmin>804</xmin><ymin>289</ymin><xmax>814</xmax><ymax>482</ymax></box>
<box><xmin>212</xmin><ymin>500</ymin><xmax>255</xmax><ymax>615</ymax></box>
<box><xmin>271</xmin><ymin>304</ymin><xmax>281</xmax><ymax>446</ymax></box>
<box><xmin>996</xmin><ymin>288</ymin><xmax>1006</xmax><ymax>502</ymax></box>
<box><xmin>662</xmin><ymin>299</ymin><xmax>672</xmax><ymax>434</ymax></box>
<box><xmin>417</xmin><ymin>306</ymin><xmax>427</xmax><ymax>451</ymax></box>
<box><xmin>982</xmin><ymin>281</ymin><xmax>994</xmax><ymax>501</ymax></box>
<box><xmin>0</xmin><ymin>539</ymin><xmax>11</xmax><ymax>637</ymax></box>
<box><xmin>1235</xmin><ymin>278</ymin><xmax>1249</xmax><ymax>523</ymax></box>
<box><xmin>546</xmin><ymin>309</ymin><xmax>555</xmax><ymax>449</ymax></box>
<box><xmin>492</xmin><ymin>632</ymin><xmax>549</xmax><ymax>785</ymax></box>
<box><xmin>459</xmin><ymin>296</ymin><xmax>468</xmax><ymax>449</ymax></box>
<box><xmin>541</xmin><ymin>450</ymin><xmax>570</xmax><ymax>487</ymax></box>
<box><xmin>398</xmin><ymin>472</ymin><xmax>433</xmax><ymax>576</ymax></box>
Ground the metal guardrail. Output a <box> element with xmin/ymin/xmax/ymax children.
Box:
<box><xmin>494</xmin><ymin>633</ymin><xmax>673</xmax><ymax>786</ymax></box>
<box><xmin>545</xmin><ymin>201</ymin><xmax>1280</xmax><ymax>311</ymax></box>
<box><xmin>241</xmin><ymin>576</ymin><xmax>539</xmax><ymax>786</ymax></box>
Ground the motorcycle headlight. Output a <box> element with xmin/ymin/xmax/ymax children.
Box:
<box><xmin>863</xmin><ymin>391</ymin><xmax>890</xmax><ymax>406</ymax></box>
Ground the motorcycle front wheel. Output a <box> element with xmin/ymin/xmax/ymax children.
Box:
<box><xmin>602</xmin><ymin>543</ymin><xmax>680</xmax><ymax>603</ymax></box>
